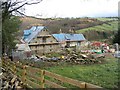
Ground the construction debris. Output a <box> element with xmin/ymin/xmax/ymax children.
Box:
<box><xmin>1</xmin><ymin>67</ymin><xmax>25</xmax><ymax>90</ymax></box>
<box><xmin>32</xmin><ymin>51</ymin><xmax>105</xmax><ymax>65</ymax></box>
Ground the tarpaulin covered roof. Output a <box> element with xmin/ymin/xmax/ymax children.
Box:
<box><xmin>23</xmin><ymin>26</ymin><xmax>45</xmax><ymax>43</ymax></box>
<box><xmin>52</xmin><ymin>33</ymin><xmax>86</xmax><ymax>42</ymax></box>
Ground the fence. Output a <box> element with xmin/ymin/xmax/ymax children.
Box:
<box><xmin>2</xmin><ymin>59</ymin><xmax>104</xmax><ymax>89</ymax></box>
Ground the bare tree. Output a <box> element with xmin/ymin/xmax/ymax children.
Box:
<box><xmin>2</xmin><ymin>0</ymin><xmax>43</xmax><ymax>22</ymax></box>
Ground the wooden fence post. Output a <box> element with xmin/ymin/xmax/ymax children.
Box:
<box><xmin>22</xmin><ymin>65</ymin><xmax>26</xmax><ymax>84</ymax></box>
<box><xmin>13</xmin><ymin>63</ymin><xmax>16</xmax><ymax>74</ymax></box>
<box><xmin>41</xmin><ymin>70</ymin><xmax>45</xmax><ymax>88</ymax></box>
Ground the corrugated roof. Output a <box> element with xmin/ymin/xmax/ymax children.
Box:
<box><xmin>52</xmin><ymin>33</ymin><xmax>86</xmax><ymax>42</ymax></box>
<box><xmin>23</xmin><ymin>26</ymin><xmax>45</xmax><ymax>43</ymax></box>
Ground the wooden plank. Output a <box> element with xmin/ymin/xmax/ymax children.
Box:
<box><xmin>22</xmin><ymin>66</ymin><xmax>26</xmax><ymax>83</ymax></box>
<box><xmin>45</xmin><ymin>79</ymin><xmax>66</xmax><ymax>88</ymax></box>
<box><xmin>27</xmin><ymin>72</ymin><xmax>42</xmax><ymax>81</ymax></box>
<box><xmin>11</xmin><ymin>75</ymin><xmax>17</xmax><ymax>84</ymax></box>
<box><xmin>16</xmin><ymin>86</ymin><xmax>23</xmax><ymax>90</ymax></box>
<box><xmin>45</xmin><ymin>70</ymin><xmax>85</xmax><ymax>88</ymax></box>
<box><xmin>26</xmin><ymin>66</ymin><xmax>42</xmax><ymax>74</ymax></box>
<box><xmin>15</xmin><ymin>62</ymin><xmax>23</xmax><ymax>69</ymax></box>
<box><xmin>85</xmin><ymin>83</ymin><xmax>103</xmax><ymax>89</ymax></box>
<box><xmin>26</xmin><ymin>78</ymin><xmax>41</xmax><ymax>88</ymax></box>
<box><xmin>41</xmin><ymin>70</ymin><xmax>45</xmax><ymax>88</ymax></box>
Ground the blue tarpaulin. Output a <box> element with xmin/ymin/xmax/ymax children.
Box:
<box><xmin>23</xmin><ymin>26</ymin><xmax>45</xmax><ymax>43</ymax></box>
<box><xmin>52</xmin><ymin>33</ymin><xmax>86</xmax><ymax>42</ymax></box>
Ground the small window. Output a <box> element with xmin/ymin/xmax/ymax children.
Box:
<box><xmin>35</xmin><ymin>50</ymin><xmax>37</xmax><ymax>53</ymax></box>
<box><xmin>42</xmin><ymin>37</ymin><xmax>46</xmax><ymax>43</ymax></box>
<box><xmin>43</xmin><ymin>45</ymin><xmax>45</xmax><ymax>48</ymax></box>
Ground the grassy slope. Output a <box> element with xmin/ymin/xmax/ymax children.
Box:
<box><xmin>77</xmin><ymin>21</ymin><xmax>118</xmax><ymax>33</ymax></box>
<box><xmin>45</xmin><ymin>57</ymin><xmax>118</xmax><ymax>89</ymax></box>
<box><xmin>96</xmin><ymin>17</ymin><xmax>118</xmax><ymax>21</ymax></box>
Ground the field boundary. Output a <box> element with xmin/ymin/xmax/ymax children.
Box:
<box><xmin>2</xmin><ymin>59</ymin><xmax>104</xmax><ymax>89</ymax></box>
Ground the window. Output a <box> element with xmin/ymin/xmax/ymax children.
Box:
<box><xmin>35</xmin><ymin>50</ymin><xmax>37</xmax><ymax>54</ymax></box>
<box><xmin>50</xmin><ymin>49</ymin><xmax>52</xmax><ymax>51</ymax></box>
<box><xmin>77</xmin><ymin>41</ymin><xmax>81</xmax><ymax>46</ymax></box>
<box><xmin>42</xmin><ymin>37</ymin><xmax>46</xmax><ymax>43</ymax></box>
<box><xmin>35</xmin><ymin>46</ymin><xmax>37</xmax><ymax>49</ymax></box>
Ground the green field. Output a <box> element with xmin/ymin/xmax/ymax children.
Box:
<box><xmin>77</xmin><ymin>21</ymin><xmax>118</xmax><ymax>33</ymax></box>
<box><xmin>16</xmin><ymin>54</ymin><xmax>119</xmax><ymax>89</ymax></box>
<box><xmin>96</xmin><ymin>18</ymin><xmax>118</xmax><ymax>21</ymax></box>
<box><xmin>45</xmin><ymin>56</ymin><xmax>118</xmax><ymax>89</ymax></box>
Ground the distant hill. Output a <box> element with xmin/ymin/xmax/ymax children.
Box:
<box><xmin>77</xmin><ymin>20</ymin><xmax>118</xmax><ymax>43</ymax></box>
<box><xmin>18</xmin><ymin>16</ymin><xmax>118</xmax><ymax>43</ymax></box>
<box><xmin>19</xmin><ymin>17</ymin><xmax>111</xmax><ymax>33</ymax></box>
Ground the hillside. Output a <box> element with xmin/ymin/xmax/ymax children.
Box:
<box><xmin>19</xmin><ymin>17</ymin><xmax>110</xmax><ymax>33</ymax></box>
<box><xmin>18</xmin><ymin>17</ymin><xmax>118</xmax><ymax>43</ymax></box>
<box><xmin>77</xmin><ymin>21</ymin><xmax>118</xmax><ymax>42</ymax></box>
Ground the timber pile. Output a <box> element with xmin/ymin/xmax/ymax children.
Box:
<box><xmin>1</xmin><ymin>67</ymin><xmax>25</xmax><ymax>90</ymax></box>
<box><xmin>64</xmin><ymin>52</ymin><xmax>105</xmax><ymax>64</ymax></box>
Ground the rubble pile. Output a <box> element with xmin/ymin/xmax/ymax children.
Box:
<box><xmin>37</xmin><ymin>52</ymin><xmax>105</xmax><ymax>64</ymax></box>
<box><xmin>1</xmin><ymin>67</ymin><xmax>25</xmax><ymax>90</ymax></box>
<box><xmin>27</xmin><ymin>51</ymin><xmax>105</xmax><ymax>65</ymax></box>
<box><xmin>64</xmin><ymin>52</ymin><xmax>105</xmax><ymax>64</ymax></box>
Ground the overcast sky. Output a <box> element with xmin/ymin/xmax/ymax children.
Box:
<box><xmin>25</xmin><ymin>0</ymin><xmax>119</xmax><ymax>18</ymax></box>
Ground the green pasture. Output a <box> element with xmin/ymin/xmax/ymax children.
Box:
<box><xmin>45</xmin><ymin>57</ymin><xmax>118</xmax><ymax>89</ymax></box>
<box><xmin>77</xmin><ymin>21</ymin><xmax>118</xmax><ymax>33</ymax></box>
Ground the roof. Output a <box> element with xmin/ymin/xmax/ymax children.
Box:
<box><xmin>52</xmin><ymin>33</ymin><xmax>86</xmax><ymax>42</ymax></box>
<box><xmin>23</xmin><ymin>26</ymin><xmax>45</xmax><ymax>43</ymax></box>
<box><xmin>16</xmin><ymin>44</ymin><xmax>31</xmax><ymax>51</ymax></box>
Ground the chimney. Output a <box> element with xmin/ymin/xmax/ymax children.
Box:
<box><xmin>69</xmin><ymin>29</ymin><xmax>74</xmax><ymax>35</ymax></box>
<box><xmin>59</xmin><ymin>29</ymin><xmax>62</xmax><ymax>33</ymax></box>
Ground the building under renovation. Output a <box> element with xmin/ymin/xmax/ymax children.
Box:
<box><xmin>23</xmin><ymin>26</ymin><xmax>61</xmax><ymax>55</ymax></box>
<box><xmin>52</xmin><ymin>33</ymin><xmax>86</xmax><ymax>48</ymax></box>
<box><xmin>22</xmin><ymin>26</ymin><xmax>86</xmax><ymax>55</ymax></box>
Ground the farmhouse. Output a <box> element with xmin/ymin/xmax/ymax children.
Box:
<box><xmin>52</xmin><ymin>33</ymin><xmax>86</xmax><ymax>48</ymax></box>
<box><xmin>23</xmin><ymin>26</ymin><xmax>61</xmax><ymax>55</ymax></box>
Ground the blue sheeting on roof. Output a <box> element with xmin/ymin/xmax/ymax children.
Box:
<box><xmin>52</xmin><ymin>33</ymin><xmax>86</xmax><ymax>42</ymax></box>
<box><xmin>52</xmin><ymin>33</ymin><xmax>66</xmax><ymax>42</ymax></box>
<box><xmin>24</xmin><ymin>26</ymin><xmax>37</xmax><ymax>36</ymax></box>
<box><xmin>23</xmin><ymin>26</ymin><xmax>45</xmax><ymax>43</ymax></box>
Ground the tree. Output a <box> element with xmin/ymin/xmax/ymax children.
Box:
<box><xmin>2</xmin><ymin>16</ymin><xmax>21</xmax><ymax>54</ymax></box>
<box><xmin>2</xmin><ymin>0</ymin><xmax>42</xmax><ymax>22</ymax></box>
<box><xmin>2</xmin><ymin>0</ymin><xmax>42</xmax><ymax>55</ymax></box>
<box><xmin>113</xmin><ymin>20</ymin><xmax>120</xmax><ymax>45</ymax></box>
<box><xmin>113</xmin><ymin>29</ymin><xmax>120</xmax><ymax>45</ymax></box>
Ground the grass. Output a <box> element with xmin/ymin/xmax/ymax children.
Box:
<box><xmin>77</xmin><ymin>21</ymin><xmax>118</xmax><ymax>33</ymax></box>
<box><xmin>96</xmin><ymin>17</ymin><xmax>118</xmax><ymax>21</ymax></box>
<box><xmin>45</xmin><ymin>56</ymin><xmax>118</xmax><ymax>89</ymax></box>
<box><xmin>12</xmin><ymin>55</ymin><xmax>119</xmax><ymax>89</ymax></box>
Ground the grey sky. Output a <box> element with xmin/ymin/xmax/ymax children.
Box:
<box><xmin>25</xmin><ymin>0</ymin><xmax>119</xmax><ymax>18</ymax></box>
